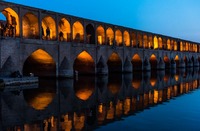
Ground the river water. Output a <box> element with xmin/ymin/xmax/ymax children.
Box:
<box><xmin>0</xmin><ymin>68</ymin><xmax>200</xmax><ymax>131</ymax></box>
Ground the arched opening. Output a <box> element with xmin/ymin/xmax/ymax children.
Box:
<box><xmin>23</xmin><ymin>79</ymin><xmax>56</xmax><ymax>110</ymax></box>
<box><xmin>1</xmin><ymin>7</ymin><xmax>20</xmax><ymax>37</ymax></box>
<box><xmin>23</xmin><ymin>13</ymin><xmax>39</xmax><ymax>39</ymax></box>
<box><xmin>107</xmin><ymin>53</ymin><xmax>122</xmax><ymax>73</ymax></box>
<box><xmin>86</xmin><ymin>24</ymin><xmax>95</xmax><ymax>44</ymax></box>
<box><xmin>131</xmin><ymin>32</ymin><xmax>137</xmax><ymax>47</ymax></box>
<box><xmin>115</xmin><ymin>29</ymin><xmax>122</xmax><ymax>46</ymax></box>
<box><xmin>164</xmin><ymin>56</ymin><xmax>170</xmax><ymax>69</ymax></box>
<box><xmin>158</xmin><ymin>37</ymin><xmax>162</xmax><ymax>49</ymax></box>
<box><xmin>74</xmin><ymin>76</ymin><xmax>95</xmax><ymax>101</ymax></box>
<box><xmin>153</xmin><ymin>36</ymin><xmax>158</xmax><ymax>49</ymax></box>
<box><xmin>174</xmin><ymin>55</ymin><xmax>179</xmax><ymax>67</ymax></box>
<box><xmin>106</xmin><ymin>27</ymin><xmax>114</xmax><ymax>45</ymax></box>
<box><xmin>174</xmin><ymin>41</ymin><xmax>178</xmax><ymax>51</ymax></box>
<box><xmin>137</xmin><ymin>33</ymin><xmax>143</xmax><ymax>48</ymax></box>
<box><xmin>131</xmin><ymin>54</ymin><xmax>142</xmax><ymax>71</ymax></box>
<box><xmin>73</xmin><ymin>51</ymin><xmax>95</xmax><ymax>75</ymax></box>
<box><xmin>123</xmin><ymin>30</ymin><xmax>130</xmax><ymax>46</ymax></box>
<box><xmin>42</xmin><ymin>16</ymin><xmax>56</xmax><ymax>40</ymax></box>
<box><xmin>58</xmin><ymin>18</ymin><xmax>71</xmax><ymax>42</ymax></box>
<box><xmin>23</xmin><ymin>49</ymin><xmax>56</xmax><ymax>77</ymax></box>
<box><xmin>150</xmin><ymin>54</ymin><xmax>157</xmax><ymax>70</ymax></box>
<box><xmin>167</xmin><ymin>39</ymin><xmax>171</xmax><ymax>50</ymax></box>
<box><xmin>73</xmin><ymin>21</ymin><xmax>84</xmax><ymax>43</ymax></box>
<box><xmin>96</xmin><ymin>25</ymin><xmax>105</xmax><ymax>45</ymax></box>
<box><xmin>148</xmin><ymin>35</ymin><xmax>153</xmax><ymax>49</ymax></box>
<box><xmin>143</xmin><ymin>34</ymin><xmax>148</xmax><ymax>48</ymax></box>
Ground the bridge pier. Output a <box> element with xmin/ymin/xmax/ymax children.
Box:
<box><xmin>177</xmin><ymin>59</ymin><xmax>185</xmax><ymax>68</ymax></box>
<box><xmin>157</xmin><ymin>58</ymin><xmax>165</xmax><ymax>70</ymax></box>
<box><xmin>123</xmin><ymin>58</ymin><xmax>133</xmax><ymax>73</ymax></box>
<box><xmin>186</xmin><ymin>59</ymin><xmax>193</xmax><ymax>68</ymax></box>
<box><xmin>96</xmin><ymin>57</ymin><xmax>108</xmax><ymax>75</ymax></box>
<box><xmin>170</xmin><ymin>59</ymin><xmax>176</xmax><ymax>69</ymax></box>
<box><xmin>143</xmin><ymin>59</ymin><xmax>151</xmax><ymax>71</ymax></box>
<box><xmin>193</xmin><ymin>59</ymin><xmax>199</xmax><ymax>67</ymax></box>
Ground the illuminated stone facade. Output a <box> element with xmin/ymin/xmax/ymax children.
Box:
<box><xmin>0</xmin><ymin>1</ymin><xmax>200</xmax><ymax>77</ymax></box>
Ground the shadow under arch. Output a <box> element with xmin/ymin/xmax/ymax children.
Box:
<box><xmin>174</xmin><ymin>55</ymin><xmax>179</xmax><ymax>67</ymax></box>
<box><xmin>107</xmin><ymin>52</ymin><xmax>122</xmax><ymax>73</ymax></box>
<box><xmin>1</xmin><ymin>7</ymin><xmax>20</xmax><ymax>37</ymax></box>
<box><xmin>23</xmin><ymin>49</ymin><xmax>56</xmax><ymax>77</ymax></box>
<box><xmin>73</xmin><ymin>51</ymin><xmax>95</xmax><ymax>75</ymax></box>
<box><xmin>131</xmin><ymin>54</ymin><xmax>142</xmax><ymax>71</ymax></box>
<box><xmin>22</xmin><ymin>12</ymin><xmax>39</xmax><ymax>39</ymax></box>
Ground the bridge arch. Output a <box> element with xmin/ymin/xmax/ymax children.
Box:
<box><xmin>131</xmin><ymin>54</ymin><xmax>142</xmax><ymax>71</ymax></box>
<box><xmin>167</xmin><ymin>39</ymin><xmax>171</xmax><ymax>50</ymax></box>
<box><xmin>1</xmin><ymin>7</ymin><xmax>19</xmax><ymax>36</ymax></box>
<box><xmin>86</xmin><ymin>24</ymin><xmax>95</xmax><ymax>44</ymax></box>
<box><xmin>164</xmin><ymin>56</ymin><xmax>170</xmax><ymax>69</ymax></box>
<box><xmin>158</xmin><ymin>37</ymin><xmax>162</xmax><ymax>49</ymax></box>
<box><xmin>153</xmin><ymin>36</ymin><xmax>158</xmax><ymax>49</ymax></box>
<box><xmin>149</xmin><ymin>54</ymin><xmax>157</xmax><ymax>70</ymax></box>
<box><xmin>143</xmin><ymin>34</ymin><xmax>148</xmax><ymax>48</ymax></box>
<box><xmin>73</xmin><ymin>21</ymin><xmax>84</xmax><ymax>43</ymax></box>
<box><xmin>107</xmin><ymin>52</ymin><xmax>122</xmax><ymax>73</ymax></box>
<box><xmin>96</xmin><ymin>25</ymin><xmax>105</xmax><ymax>45</ymax></box>
<box><xmin>42</xmin><ymin>16</ymin><xmax>56</xmax><ymax>40</ymax></box>
<box><xmin>115</xmin><ymin>29</ymin><xmax>122</xmax><ymax>46</ymax></box>
<box><xmin>123</xmin><ymin>30</ymin><xmax>130</xmax><ymax>47</ymax></box>
<box><xmin>58</xmin><ymin>18</ymin><xmax>71</xmax><ymax>42</ymax></box>
<box><xmin>73</xmin><ymin>51</ymin><xmax>95</xmax><ymax>75</ymax></box>
<box><xmin>23</xmin><ymin>49</ymin><xmax>56</xmax><ymax>77</ymax></box>
<box><xmin>106</xmin><ymin>27</ymin><xmax>114</xmax><ymax>45</ymax></box>
<box><xmin>130</xmin><ymin>32</ymin><xmax>137</xmax><ymax>47</ymax></box>
<box><xmin>174</xmin><ymin>55</ymin><xmax>180</xmax><ymax>67</ymax></box>
<box><xmin>22</xmin><ymin>12</ymin><xmax>39</xmax><ymax>39</ymax></box>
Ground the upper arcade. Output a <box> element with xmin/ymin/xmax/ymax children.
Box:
<box><xmin>0</xmin><ymin>1</ymin><xmax>199</xmax><ymax>53</ymax></box>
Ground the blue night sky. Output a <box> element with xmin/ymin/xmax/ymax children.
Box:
<box><xmin>4</xmin><ymin>0</ymin><xmax>200</xmax><ymax>43</ymax></box>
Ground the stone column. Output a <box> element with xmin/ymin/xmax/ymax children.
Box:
<box><xmin>157</xmin><ymin>58</ymin><xmax>165</xmax><ymax>70</ymax></box>
<box><xmin>96</xmin><ymin>57</ymin><xmax>108</xmax><ymax>75</ymax></box>
<box><xmin>123</xmin><ymin>58</ymin><xmax>132</xmax><ymax>73</ymax></box>
<box><xmin>178</xmin><ymin>59</ymin><xmax>185</xmax><ymax>68</ymax></box>
<box><xmin>143</xmin><ymin>58</ymin><xmax>151</xmax><ymax>71</ymax></box>
<box><xmin>187</xmin><ymin>59</ymin><xmax>193</xmax><ymax>67</ymax></box>
<box><xmin>193</xmin><ymin>59</ymin><xmax>199</xmax><ymax>67</ymax></box>
<box><xmin>170</xmin><ymin>59</ymin><xmax>176</xmax><ymax>69</ymax></box>
<box><xmin>58</xmin><ymin>57</ymin><xmax>74</xmax><ymax>78</ymax></box>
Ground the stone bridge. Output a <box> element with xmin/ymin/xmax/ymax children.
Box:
<box><xmin>0</xmin><ymin>1</ymin><xmax>200</xmax><ymax>77</ymax></box>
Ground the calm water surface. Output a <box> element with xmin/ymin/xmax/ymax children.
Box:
<box><xmin>0</xmin><ymin>69</ymin><xmax>200</xmax><ymax>131</ymax></box>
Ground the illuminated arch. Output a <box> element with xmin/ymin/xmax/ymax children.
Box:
<box><xmin>106</xmin><ymin>27</ymin><xmax>114</xmax><ymax>45</ymax></box>
<box><xmin>131</xmin><ymin>54</ymin><xmax>142</xmax><ymax>71</ymax></box>
<box><xmin>23</xmin><ymin>49</ymin><xmax>56</xmax><ymax>77</ymax></box>
<box><xmin>174</xmin><ymin>41</ymin><xmax>178</xmax><ymax>51</ymax></box>
<box><xmin>22</xmin><ymin>13</ymin><xmax>39</xmax><ymax>39</ymax></box>
<box><xmin>150</xmin><ymin>54</ymin><xmax>157</xmax><ymax>70</ymax></box>
<box><xmin>96</xmin><ymin>25</ymin><xmax>105</xmax><ymax>45</ymax></box>
<box><xmin>73</xmin><ymin>51</ymin><xmax>95</xmax><ymax>74</ymax></box>
<box><xmin>167</xmin><ymin>39</ymin><xmax>171</xmax><ymax>50</ymax></box>
<box><xmin>42</xmin><ymin>16</ymin><xmax>56</xmax><ymax>40</ymax></box>
<box><xmin>174</xmin><ymin>55</ymin><xmax>179</xmax><ymax>67</ymax></box>
<box><xmin>86</xmin><ymin>24</ymin><xmax>95</xmax><ymax>44</ymax></box>
<box><xmin>158</xmin><ymin>37</ymin><xmax>162</xmax><ymax>49</ymax></box>
<box><xmin>58</xmin><ymin>18</ymin><xmax>71</xmax><ymax>42</ymax></box>
<box><xmin>123</xmin><ymin>30</ymin><xmax>130</xmax><ymax>46</ymax></box>
<box><xmin>73</xmin><ymin>21</ymin><xmax>84</xmax><ymax>43</ymax></box>
<box><xmin>107</xmin><ymin>52</ymin><xmax>122</xmax><ymax>73</ymax></box>
<box><xmin>137</xmin><ymin>33</ymin><xmax>143</xmax><ymax>48</ymax></box>
<box><xmin>131</xmin><ymin>32</ymin><xmax>137</xmax><ymax>47</ymax></box>
<box><xmin>2</xmin><ymin>7</ymin><xmax>20</xmax><ymax>36</ymax></box>
<box><xmin>143</xmin><ymin>34</ymin><xmax>148</xmax><ymax>48</ymax></box>
<box><xmin>148</xmin><ymin>35</ymin><xmax>153</xmax><ymax>49</ymax></box>
<box><xmin>115</xmin><ymin>29</ymin><xmax>122</xmax><ymax>46</ymax></box>
<box><xmin>153</xmin><ymin>36</ymin><xmax>158</xmax><ymax>49</ymax></box>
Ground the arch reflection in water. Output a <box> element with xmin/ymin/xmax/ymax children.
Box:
<box><xmin>1</xmin><ymin>69</ymin><xmax>200</xmax><ymax>130</ymax></box>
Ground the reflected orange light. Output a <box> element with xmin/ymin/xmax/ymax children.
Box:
<box><xmin>106</xmin><ymin>101</ymin><xmax>114</xmax><ymax>120</ymax></box>
<box><xmin>150</xmin><ymin>78</ymin><xmax>157</xmax><ymax>87</ymax></box>
<box><xmin>132</xmin><ymin>80</ymin><xmax>141</xmax><ymax>89</ymax></box>
<box><xmin>174</xmin><ymin>75</ymin><xmax>179</xmax><ymax>81</ymax></box>
<box><xmin>154</xmin><ymin>90</ymin><xmax>158</xmax><ymax>104</ymax></box>
<box><xmin>31</xmin><ymin>49</ymin><xmax>54</xmax><ymax>64</ymax></box>
<box><xmin>74</xmin><ymin>113</ymin><xmax>85</xmax><ymax>130</ymax></box>
<box><xmin>28</xmin><ymin>93</ymin><xmax>54</xmax><ymax>110</ymax></box>
<box><xmin>75</xmin><ymin>88</ymin><xmax>93</xmax><ymax>101</ymax></box>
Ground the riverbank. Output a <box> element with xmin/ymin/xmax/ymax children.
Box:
<box><xmin>0</xmin><ymin>77</ymin><xmax>38</xmax><ymax>90</ymax></box>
